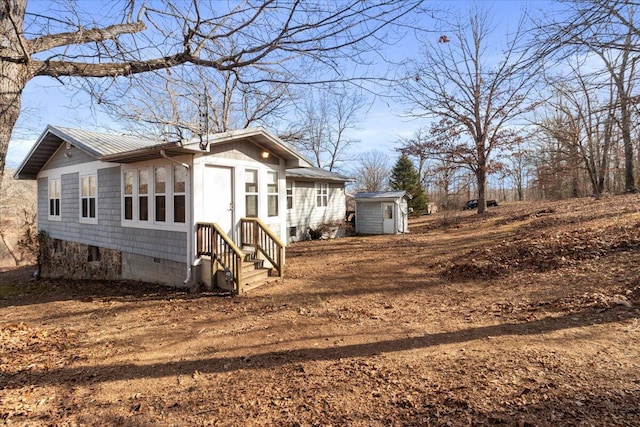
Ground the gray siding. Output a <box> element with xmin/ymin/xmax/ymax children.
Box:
<box><xmin>209</xmin><ymin>140</ymin><xmax>279</xmax><ymax>166</ymax></box>
<box><xmin>38</xmin><ymin>166</ymin><xmax>186</xmax><ymax>263</ymax></box>
<box><xmin>355</xmin><ymin>201</ymin><xmax>383</xmax><ymax>234</ymax></box>
<box><xmin>42</xmin><ymin>145</ymin><xmax>95</xmax><ymax>170</ymax></box>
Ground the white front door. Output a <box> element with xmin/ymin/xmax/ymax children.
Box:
<box><xmin>382</xmin><ymin>202</ymin><xmax>395</xmax><ymax>234</ymax></box>
<box><xmin>203</xmin><ymin>166</ymin><xmax>234</xmax><ymax>237</ymax></box>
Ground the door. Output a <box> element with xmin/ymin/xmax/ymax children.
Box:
<box><xmin>203</xmin><ymin>166</ymin><xmax>234</xmax><ymax>237</ymax></box>
<box><xmin>382</xmin><ymin>202</ymin><xmax>395</xmax><ymax>234</ymax></box>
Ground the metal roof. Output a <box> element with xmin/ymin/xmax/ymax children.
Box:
<box><xmin>354</xmin><ymin>191</ymin><xmax>411</xmax><ymax>200</ymax></box>
<box><xmin>14</xmin><ymin>125</ymin><xmax>192</xmax><ymax>179</ymax></box>
<box><xmin>14</xmin><ymin>125</ymin><xmax>313</xmax><ymax>180</ymax></box>
<box><xmin>286</xmin><ymin>167</ymin><xmax>353</xmax><ymax>182</ymax></box>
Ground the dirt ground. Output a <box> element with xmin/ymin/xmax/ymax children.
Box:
<box><xmin>1</xmin><ymin>195</ymin><xmax>639</xmax><ymax>426</ymax></box>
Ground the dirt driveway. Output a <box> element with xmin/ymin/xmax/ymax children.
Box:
<box><xmin>2</xmin><ymin>196</ymin><xmax>640</xmax><ymax>426</ymax></box>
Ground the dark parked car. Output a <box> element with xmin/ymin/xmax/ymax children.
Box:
<box><xmin>463</xmin><ymin>199</ymin><xmax>498</xmax><ymax>210</ymax></box>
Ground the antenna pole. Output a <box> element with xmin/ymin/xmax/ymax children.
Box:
<box><xmin>198</xmin><ymin>88</ymin><xmax>210</xmax><ymax>150</ymax></box>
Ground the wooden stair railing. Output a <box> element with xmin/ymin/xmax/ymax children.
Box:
<box><xmin>240</xmin><ymin>218</ymin><xmax>285</xmax><ymax>277</ymax></box>
<box><xmin>196</xmin><ymin>222</ymin><xmax>244</xmax><ymax>294</ymax></box>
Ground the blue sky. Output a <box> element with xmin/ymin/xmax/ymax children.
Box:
<box><xmin>6</xmin><ymin>0</ymin><xmax>556</xmax><ymax>170</ymax></box>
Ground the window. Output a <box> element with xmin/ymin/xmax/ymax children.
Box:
<box><xmin>53</xmin><ymin>239</ymin><xmax>63</xmax><ymax>254</ymax></box>
<box><xmin>286</xmin><ymin>181</ymin><xmax>293</xmax><ymax>210</ymax></box>
<box><xmin>138</xmin><ymin>169</ymin><xmax>149</xmax><ymax>221</ymax></box>
<box><xmin>155</xmin><ymin>166</ymin><xmax>166</xmax><ymax>222</ymax></box>
<box><xmin>173</xmin><ymin>165</ymin><xmax>186</xmax><ymax>223</ymax></box>
<box><xmin>316</xmin><ymin>182</ymin><xmax>328</xmax><ymax>207</ymax></box>
<box><xmin>245</xmin><ymin>169</ymin><xmax>258</xmax><ymax>217</ymax></box>
<box><xmin>123</xmin><ymin>164</ymin><xmax>188</xmax><ymax>229</ymax></box>
<box><xmin>267</xmin><ymin>171</ymin><xmax>278</xmax><ymax>217</ymax></box>
<box><xmin>123</xmin><ymin>170</ymin><xmax>134</xmax><ymax>220</ymax></box>
<box><xmin>48</xmin><ymin>178</ymin><xmax>61</xmax><ymax>219</ymax></box>
<box><xmin>384</xmin><ymin>204</ymin><xmax>393</xmax><ymax>220</ymax></box>
<box><xmin>289</xmin><ymin>226</ymin><xmax>297</xmax><ymax>238</ymax></box>
<box><xmin>88</xmin><ymin>245</ymin><xmax>100</xmax><ymax>262</ymax></box>
<box><xmin>80</xmin><ymin>175</ymin><xmax>96</xmax><ymax>220</ymax></box>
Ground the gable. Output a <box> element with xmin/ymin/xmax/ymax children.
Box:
<box><xmin>42</xmin><ymin>143</ymin><xmax>97</xmax><ymax>171</ymax></box>
<box><xmin>208</xmin><ymin>140</ymin><xmax>280</xmax><ymax>165</ymax></box>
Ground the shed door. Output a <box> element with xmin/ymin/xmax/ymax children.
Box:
<box><xmin>203</xmin><ymin>166</ymin><xmax>234</xmax><ymax>238</ymax></box>
<box><xmin>382</xmin><ymin>202</ymin><xmax>395</xmax><ymax>234</ymax></box>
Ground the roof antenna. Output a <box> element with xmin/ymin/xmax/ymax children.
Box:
<box><xmin>198</xmin><ymin>87</ymin><xmax>209</xmax><ymax>151</ymax></box>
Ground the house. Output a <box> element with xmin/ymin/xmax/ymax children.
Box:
<box><xmin>14</xmin><ymin>125</ymin><xmax>349</xmax><ymax>293</ymax></box>
<box><xmin>285</xmin><ymin>167</ymin><xmax>352</xmax><ymax>242</ymax></box>
<box><xmin>354</xmin><ymin>191</ymin><xmax>411</xmax><ymax>235</ymax></box>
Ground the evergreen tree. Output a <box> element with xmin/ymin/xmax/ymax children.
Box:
<box><xmin>389</xmin><ymin>154</ymin><xmax>428</xmax><ymax>213</ymax></box>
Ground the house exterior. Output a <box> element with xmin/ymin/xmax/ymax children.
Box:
<box><xmin>285</xmin><ymin>167</ymin><xmax>352</xmax><ymax>243</ymax></box>
<box><xmin>354</xmin><ymin>191</ymin><xmax>411</xmax><ymax>235</ymax></box>
<box><xmin>15</xmin><ymin>125</ymin><xmax>348</xmax><ymax>292</ymax></box>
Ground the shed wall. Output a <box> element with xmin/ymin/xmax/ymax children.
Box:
<box><xmin>355</xmin><ymin>201</ymin><xmax>384</xmax><ymax>234</ymax></box>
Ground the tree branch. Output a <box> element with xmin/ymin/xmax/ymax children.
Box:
<box><xmin>27</xmin><ymin>21</ymin><xmax>146</xmax><ymax>54</ymax></box>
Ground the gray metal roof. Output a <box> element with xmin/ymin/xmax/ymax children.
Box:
<box><xmin>354</xmin><ymin>191</ymin><xmax>410</xmax><ymax>200</ymax></box>
<box><xmin>286</xmin><ymin>167</ymin><xmax>353</xmax><ymax>182</ymax></box>
<box><xmin>14</xmin><ymin>125</ymin><xmax>190</xmax><ymax>179</ymax></box>
<box><xmin>51</xmin><ymin>126</ymin><xmax>165</xmax><ymax>157</ymax></box>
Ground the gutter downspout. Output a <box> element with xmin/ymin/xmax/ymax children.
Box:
<box><xmin>160</xmin><ymin>149</ymin><xmax>193</xmax><ymax>286</ymax></box>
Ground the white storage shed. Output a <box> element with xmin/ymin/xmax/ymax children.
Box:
<box><xmin>354</xmin><ymin>191</ymin><xmax>411</xmax><ymax>235</ymax></box>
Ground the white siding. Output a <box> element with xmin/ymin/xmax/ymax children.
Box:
<box><xmin>193</xmin><ymin>145</ymin><xmax>288</xmax><ymax>244</ymax></box>
<box><xmin>286</xmin><ymin>180</ymin><xmax>346</xmax><ymax>242</ymax></box>
<box><xmin>355</xmin><ymin>197</ymin><xmax>409</xmax><ymax>235</ymax></box>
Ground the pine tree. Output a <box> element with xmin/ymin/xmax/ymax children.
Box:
<box><xmin>389</xmin><ymin>154</ymin><xmax>428</xmax><ymax>213</ymax></box>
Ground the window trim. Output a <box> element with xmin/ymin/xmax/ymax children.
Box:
<box><xmin>245</xmin><ymin>168</ymin><xmax>259</xmax><ymax>217</ymax></box>
<box><xmin>267</xmin><ymin>170</ymin><xmax>278</xmax><ymax>217</ymax></box>
<box><xmin>79</xmin><ymin>174</ymin><xmax>98</xmax><ymax>224</ymax></box>
<box><xmin>316</xmin><ymin>182</ymin><xmax>328</xmax><ymax>208</ymax></box>
<box><xmin>48</xmin><ymin>177</ymin><xmax>61</xmax><ymax>221</ymax></box>
<box><xmin>173</xmin><ymin>164</ymin><xmax>187</xmax><ymax>224</ymax></box>
<box><xmin>154</xmin><ymin>166</ymin><xmax>167</xmax><ymax>223</ymax></box>
<box><xmin>286</xmin><ymin>180</ymin><xmax>294</xmax><ymax>210</ymax></box>
<box><xmin>121</xmin><ymin>162</ymin><xmax>189</xmax><ymax>231</ymax></box>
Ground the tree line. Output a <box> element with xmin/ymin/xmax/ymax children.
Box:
<box><xmin>3</xmin><ymin>1</ymin><xmax>640</xmax><ymax>214</ymax></box>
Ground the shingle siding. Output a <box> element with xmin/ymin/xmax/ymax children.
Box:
<box><xmin>38</xmin><ymin>166</ymin><xmax>186</xmax><ymax>265</ymax></box>
<box><xmin>42</xmin><ymin>145</ymin><xmax>95</xmax><ymax>170</ymax></box>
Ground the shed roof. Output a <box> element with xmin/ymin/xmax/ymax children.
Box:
<box><xmin>286</xmin><ymin>167</ymin><xmax>353</xmax><ymax>182</ymax></box>
<box><xmin>354</xmin><ymin>191</ymin><xmax>410</xmax><ymax>200</ymax></box>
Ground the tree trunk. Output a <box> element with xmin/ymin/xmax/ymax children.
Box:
<box><xmin>1</xmin><ymin>0</ymin><xmax>29</xmax><ymax>182</ymax></box>
<box><xmin>619</xmin><ymin>85</ymin><xmax>636</xmax><ymax>193</ymax></box>
<box><xmin>476</xmin><ymin>136</ymin><xmax>486</xmax><ymax>214</ymax></box>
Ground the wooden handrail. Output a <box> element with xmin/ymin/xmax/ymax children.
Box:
<box><xmin>240</xmin><ymin>217</ymin><xmax>285</xmax><ymax>277</ymax></box>
<box><xmin>196</xmin><ymin>222</ymin><xmax>244</xmax><ymax>294</ymax></box>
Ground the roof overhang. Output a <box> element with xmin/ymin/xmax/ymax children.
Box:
<box><xmin>14</xmin><ymin>125</ymin><xmax>196</xmax><ymax>180</ymax></box>
<box><xmin>185</xmin><ymin>128</ymin><xmax>313</xmax><ymax>168</ymax></box>
<box><xmin>14</xmin><ymin>128</ymin><xmax>67</xmax><ymax>179</ymax></box>
<box><xmin>354</xmin><ymin>191</ymin><xmax>412</xmax><ymax>202</ymax></box>
<box><xmin>99</xmin><ymin>144</ymin><xmax>195</xmax><ymax>164</ymax></box>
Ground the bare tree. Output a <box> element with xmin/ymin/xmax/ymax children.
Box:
<box><xmin>536</xmin><ymin>0</ymin><xmax>640</xmax><ymax>192</ymax></box>
<box><xmin>352</xmin><ymin>150</ymin><xmax>390</xmax><ymax>192</ymax></box>
<box><xmin>0</xmin><ymin>169</ymin><xmax>36</xmax><ymax>265</ymax></box>
<box><xmin>545</xmin><ymin>65</ymin><xmax>618</xmax><ymax>197</ymax></box>
<box><xmin>285</xmin><ymin>85</ymin><xmax>364</xmax><ymax>172</ymax></box>
<box><xmin>0</xmin><ymin>0</ymin><xmax>423</xmax><ymax>182</ymax></box>
<box><xmin>396</xmin><ymin>126</ymin><xmax>433</xmax><ymax>187</ymax></box>
<box><xmin>93</xmin><ymin>63</ymin><xmax>293</xmax><ymax>141</ymax></box>
<box><xmin>397</xmin><ymin>6</ymin><xmax>539</xmax><ymax>213</ymax></box>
